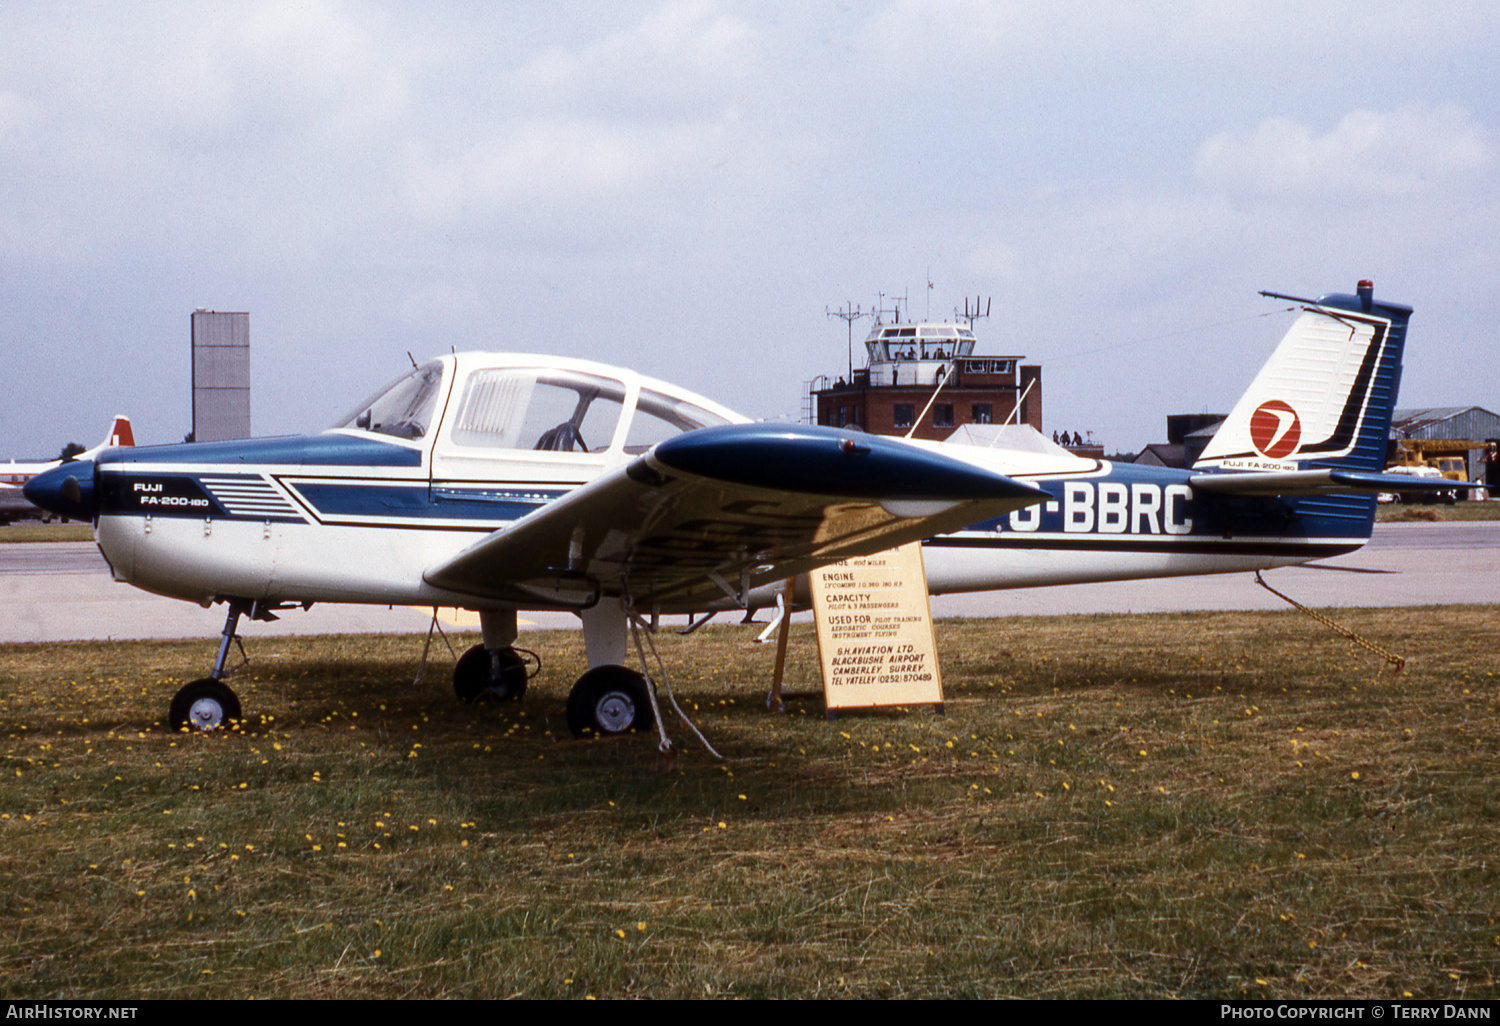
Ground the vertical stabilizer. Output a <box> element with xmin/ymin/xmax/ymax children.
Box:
<box><xmin>1194</xmin><ymin>282</ymin><xmax>1410</xmax><ymax>473</ymax></box>
<box><xmin>102</xmin><ymin>416</ymin><xmax>134</xmax><ymax>450</ymax></box>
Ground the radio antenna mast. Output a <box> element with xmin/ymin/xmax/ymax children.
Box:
<box><xmin>875</xmin><ymin>290</ymin><xmax>909</xmax><ymax>328</ymax></box>
<box><xmin>826</xmin><ymin>301</ymin><xmax>870</xmax><ymax>381</ymax></box>
<box><xmin>958</xmin><ymin>295</ymin><xmax>992</xmax><ymax>329</ymax></box>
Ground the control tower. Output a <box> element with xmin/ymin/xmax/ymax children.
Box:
<box><xmin>807</xmin><ymin>318</ymin><xmax>1041</xmax><ymax>442</ymax></box>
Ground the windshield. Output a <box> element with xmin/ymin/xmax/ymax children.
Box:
<box><xmin>336</xmin><ymin>361</ymin><xmax>446</xmax><ymax>440</ymax></box>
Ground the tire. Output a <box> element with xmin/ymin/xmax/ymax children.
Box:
<box><xmin>453</xmin><ymin>644</ymin><xmax>528</xmax><ymax>703</ymax></box>
<box><xmin>168</xmin><ymin>679</ymin><xmax>242</xmax><ymax>733</ymax></box>
<box><xmin>566</xmin><ymin>665</ymin><xmax>655</xmax><ymax>738</ymax></box>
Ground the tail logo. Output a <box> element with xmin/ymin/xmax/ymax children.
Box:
<box><xmin>1249</xmin><ymin>400</ymin><xmax>1302</xmax><ymax>459</ymax></box>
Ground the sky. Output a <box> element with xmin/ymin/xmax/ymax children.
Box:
<box><xmin>4</xmin><ymin>1</ymin><xmax>1499</xmax><ymax>459</ymax></box>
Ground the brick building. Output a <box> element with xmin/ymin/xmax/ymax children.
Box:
<box><xmin>807</xmin><ymin>320</ymin><xmax>1042</xmax><ymax>441</ymax></box>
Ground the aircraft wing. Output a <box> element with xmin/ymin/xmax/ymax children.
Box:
<box><xmin>423</xmin><ymin>423</ymin><xmax>1048</xmax><ymax>610</ymax></box>
<box><xmin>1188</xmin><ymin>469</ymin><xmax>1483</xmax><ymax>497</ymax></box>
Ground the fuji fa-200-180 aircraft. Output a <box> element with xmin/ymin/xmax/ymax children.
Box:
<box><xmin>25</xmin><ymin>282</ymin><xmax>1439</xmax><ymax>738</ymax></box>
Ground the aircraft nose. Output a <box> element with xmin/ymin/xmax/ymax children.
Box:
<box><xmin>24</xmin><ymin>459</ymin><xmax>98</xmax><ymax>521</ymax></box>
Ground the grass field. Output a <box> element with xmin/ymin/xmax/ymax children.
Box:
<box><xmin>0</xmin><ymin>522</ymin><xmax>95</xmax><ymax>542</ymax></box>
<box><xmin>1378</xmin><ymin>501</ymin><xmax>1500</xmax><ymax>523</ymax></box>
<box><xmin>2</xmin><ymin>609</ymin><xmax>1498</xmax><ymax>999</ymax></box>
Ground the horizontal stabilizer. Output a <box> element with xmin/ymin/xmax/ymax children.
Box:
<box><xmin>1189</xmin><ymin>468</ymin><xmax>1482</xmax><ymax>497</ymax></box>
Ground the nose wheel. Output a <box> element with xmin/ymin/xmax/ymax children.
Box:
<box><xmin>165</xmin><ymin>598</ymin><xmax>280</xmax><ymax>733</ymax></box>
<box><xmin>566</xmin><ymin>665</ymin><xmax>655</xmax><ymax>738</ymax></box>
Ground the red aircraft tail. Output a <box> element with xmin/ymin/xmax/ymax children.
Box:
<box><xmin>100</xmin><ymin>415</ymin><xmax>134</xmax><ymax>450</ymax></box>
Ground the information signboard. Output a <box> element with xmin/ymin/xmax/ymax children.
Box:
<box><xmin>809</xmin><ymin>542</ymin><xmax>943</xmax><ymax>714</ymax></box>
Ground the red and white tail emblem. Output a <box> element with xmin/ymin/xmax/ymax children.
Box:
<box><xmin>105</xmin><ymin>416</ymin><xmax>134</xmax><ymax>449</ymax></box>
<box><xmin>1248</xmin><ymin>401</ymin><xmax>1300</xmax><ymax>459</ymax></box>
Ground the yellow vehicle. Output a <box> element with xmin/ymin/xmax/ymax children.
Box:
<box><xmin>1387</xmin><ymin>439</ymin><xmax>1496</xmax><ymax>502</ymax></box>
<box><xmin>1391</xmin><ymin>440</ymin><xmax>1467</xmax><ymax>502</ymax></box>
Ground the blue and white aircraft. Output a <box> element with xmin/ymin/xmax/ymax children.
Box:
<box><xmin>25</xmin><ymin>281</ymin><xmax>1439</xmax><ymax>737</ymax></box>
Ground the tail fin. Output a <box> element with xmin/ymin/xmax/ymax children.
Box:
<box><xmin>1194</xmin><ymin>281</ymin><xmax>1409</xmax><ymax>474</ymax></box>
<box><xmin>84</xmin><ymin>416</ymin><xmax>134</xmax><ymax>457</ymax></box>
<box><xmin>102</xmin><ymin>415</ymin><xmax>133</xmax><ymax>449</ymax></box>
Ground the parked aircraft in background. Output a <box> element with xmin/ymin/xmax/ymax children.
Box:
<box><xmin>25</xmin><ymin>283</ymin><xmax>1447</xmax><ymax>739</ymax></box>
<box><xmin>1</xmin><ymin>417</ymin><xmax>133</xmax><ymax>524</ymax></box>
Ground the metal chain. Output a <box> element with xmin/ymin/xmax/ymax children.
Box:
<box><xmin>1254</xmin><ymin>571</ymin><xmax>1406</xmax><ymax>673</ymax></box>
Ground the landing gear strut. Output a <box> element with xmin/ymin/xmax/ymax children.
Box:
<box><xmin>168</xmin><ymin>598</ymin><xmax>276</xmax><ymax>733</ymax></box>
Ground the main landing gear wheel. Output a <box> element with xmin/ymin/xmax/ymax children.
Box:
<box><xmin>453</xmin><ymin>644</ymin><xmax>529</xmax><ymax>703</ymax></box>
<box><xmin>566</xmin><ymin>665</ymin><xmax>655</xmax><ymax>738</ymax></box>
<box><xmin>169</xmin><ymin>679</ymin><xmax>242</xmax><ymax>733</ymax></box>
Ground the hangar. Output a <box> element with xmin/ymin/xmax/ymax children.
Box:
<box><xmin>1388</xmin><ymin>407</ymin><xmax>1500</xmax><ymax>486</ymax></box>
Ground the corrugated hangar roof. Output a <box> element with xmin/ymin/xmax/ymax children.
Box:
<box><xmin>1390</xmin><ymin>406</ymin><xmax>1500</xmax><ymax>438</ymax></box>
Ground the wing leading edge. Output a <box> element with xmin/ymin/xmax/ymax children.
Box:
<box><xmin>422</xmin><ymin>423</ymin><xmax>1048</xmax><ymax>611</ymax></box>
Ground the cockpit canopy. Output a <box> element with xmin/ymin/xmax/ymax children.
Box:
<box><xmin>337</xmin><ymin>356</ymin><xmax>740</xmax><ymax>455</ymax></box>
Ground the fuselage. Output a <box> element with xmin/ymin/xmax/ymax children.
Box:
<box><xmin>32</xmin><ymin>351</ymin><xmax>1371</xmax><ymax>615</ymax></box>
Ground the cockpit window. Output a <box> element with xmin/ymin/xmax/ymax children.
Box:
<box><xmin>450</xmin><ymin>368</ymin><xmax>625</xmax><ymax>453</ymax></box>
<box><xmin>337</xmin><ymin>361</ymin><xmax>445</xmax><ymax>440</ymax></box>
<box><xmin>622</xmin><ymin>389</ymin><xmax>732</xmax><ymax>454</ymax></box>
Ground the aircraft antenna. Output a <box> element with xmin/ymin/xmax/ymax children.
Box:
<box><xmin>825</xmin><ymin>302</ymin><xmax>871</xmax><ymax>382</ymax></box>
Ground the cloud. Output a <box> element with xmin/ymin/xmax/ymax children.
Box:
<box><xmin>508</xmin><ymin>0</ymin><xmax>760</xmax><ymax>114</ymax></box>
<box><xmin>1194</xmin><ymin>106</ymin><xmax>1493</xmax><ymax>197</ymax></box>
<box><xmin>395</xmin><ymin>114</ymin><xmax>734</xmax><ymax>223</ymax></box>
